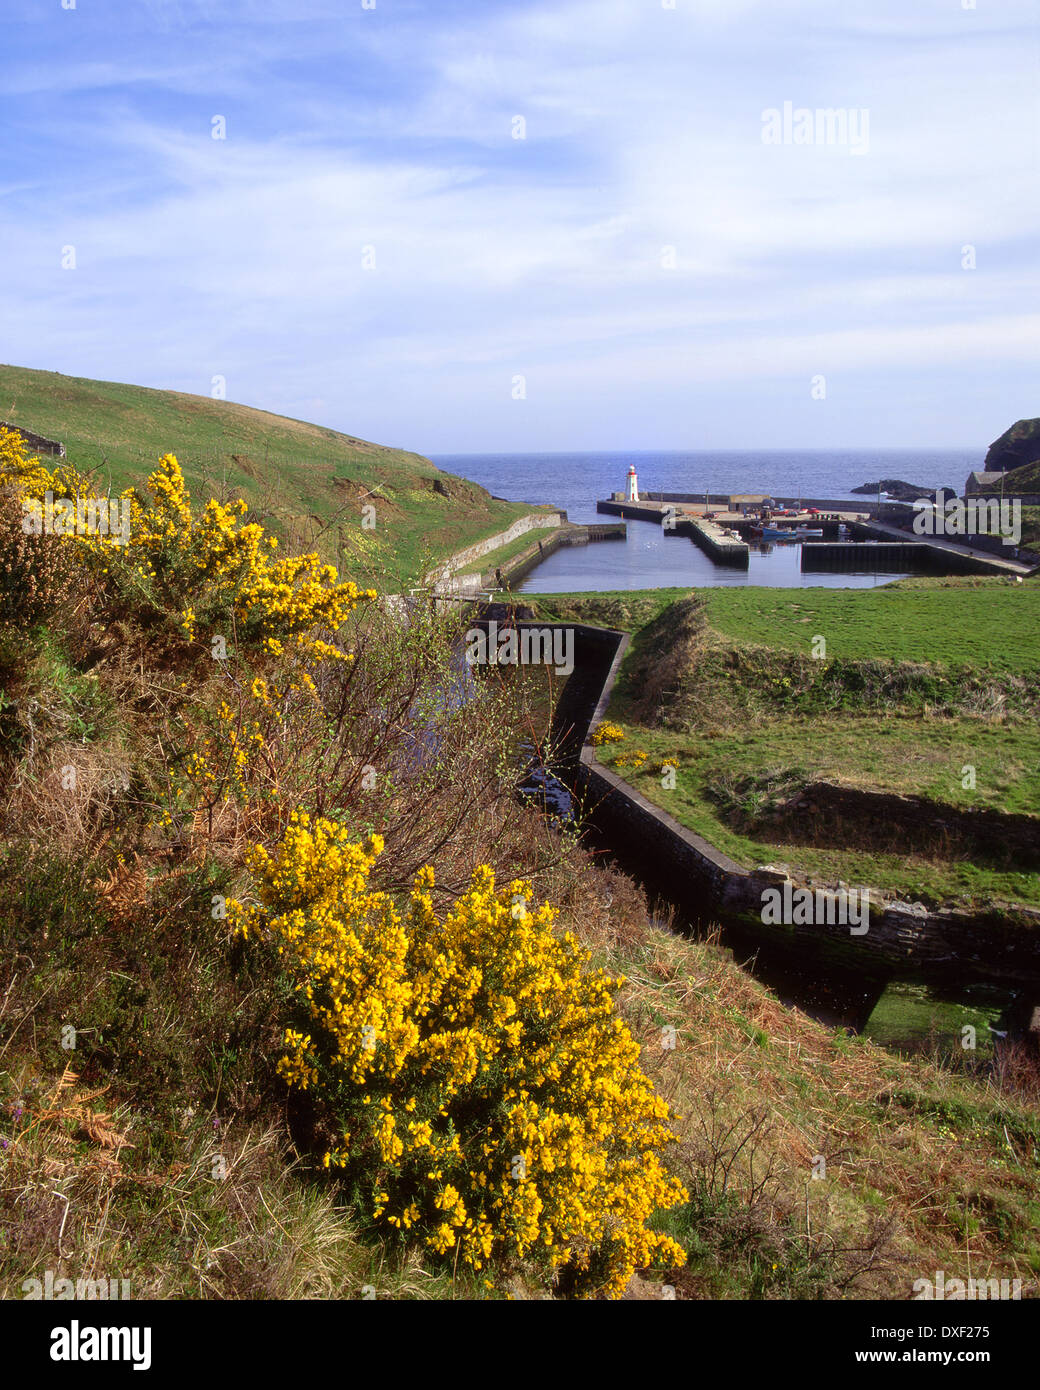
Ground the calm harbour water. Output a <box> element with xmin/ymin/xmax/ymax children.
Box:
<box><xmin>433</xmin><ymin>448</ymin><xmax>980</xmax><ymax>591</ymax></box>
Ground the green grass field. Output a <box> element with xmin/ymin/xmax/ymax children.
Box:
<box><xmin>698</xmin><ymin>582</ymin><xmax>1040</xmax><ymax>671</ymax></box>
<box><xmin>0</xmin><ymin>364</ymin><xmax>545</xmax><ymax>587</ymax></box>
<box><xmin>597</xmin><ymin>580</ymin><xmax>1040</xmax><ymax>909</ymax></box>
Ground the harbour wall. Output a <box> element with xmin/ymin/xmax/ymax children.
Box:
<box><xmin>491</xmin><ymin>522</ymin><xmax>625</xmax><ymax>588</ymax></box>
<box><xmin>801</xmin><ymin>540</ymin><xmax>997</xmax><ymax>576</ymax></box>
<box><xmin>432</xmin><ymin>516</ymin><xmax>626</xmax><ymax>595</ymax></box>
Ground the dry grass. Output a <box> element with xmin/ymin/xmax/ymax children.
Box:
<box><xmin>548</xmin><ymin>851</ymin><xmax>1040</xmax><ymax>1298</ymax></box>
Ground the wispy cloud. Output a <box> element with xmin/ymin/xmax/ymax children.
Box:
<box><xmin>2</xmin><ymin>0</ymin><xmax>1036</xmax><ymax>450</ymax></box>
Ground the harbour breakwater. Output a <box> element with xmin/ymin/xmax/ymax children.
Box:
<box><xmin>596</xmin><ymin>496</ymin><xmax>1036</xmax><ymax>578</ymax></box>
<box><xmin>430</xmin><ymin>512</ymin><xmax>625</xmax><ymax>595</ymax></box>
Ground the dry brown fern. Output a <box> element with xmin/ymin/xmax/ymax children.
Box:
<box><xmin>92</xmin><ymin>855</ymin><xmax>148</xmax><ymax>924</ymax></box>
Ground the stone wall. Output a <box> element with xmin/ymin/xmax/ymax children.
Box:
<box><xmin>0</xmin><ymin>422</ymin><xmax>65</xmax><ymax>458</ymax></box>
<box><xmin>485</xmin><ymin>522</ymin><xmax>625</xmax><ymax>588</ymax></box>
<box><xmin>571</xmin><ymin>629</ymin><xmax>1040</xmax><ymax>983</ymax></box>
<box><xmin>774</xmin><ymin>781</ymin><xmax>1040</xmax><ymax>869</ymax></box>
<box><xmin>429</xmin><ymin>510</ymin><xmax>565</xmax><ymax>585</ymax></box>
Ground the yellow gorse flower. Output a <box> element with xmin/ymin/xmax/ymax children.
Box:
<box><xmin>590</xmin><ymin>721</ymin><xmax>624</xmax><ymax>746</ymax></box>
<box><xmin>0</xmin><ymin>433</ymin><xmax>375</xmax><ymax>664</ymax></box>
<box><xmin>229</xmin><ymin>814</ymin><xmax>688</xmax><ymax>1298</ymax></box>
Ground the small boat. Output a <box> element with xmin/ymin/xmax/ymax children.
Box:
<box><xmin>797</xmin><ymin>528</ymin><xmax>824</xmax><ymax>538</ymax></box>
<box><xmin>760</xmin><ymin>526</ymin><xmax>798</xmax><ymax>540</ymax></box>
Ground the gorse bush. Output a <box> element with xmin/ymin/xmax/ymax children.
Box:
<box><xmin>117</xmin><ymin>453</ymin><xmax>377</xmax><ymax>663</ymax></box>
<box><xmin>590</xmin><ymin>720</ymin><xmax>624</xmax><ymax>746</ymax></box>
<box><xmin>229</xmin><ymin>812</ymin><xmax>688</xmax><ymax>1297</ymax></box>
<box><xmin>0</xmin><ymin>428</ymin><xmax>689</xmax><ymax>1298</ymax></box>
<box><xmin>0</xmin><ymin>429</ymin><xmax>375</xmax><ymax>665</ymax></box>
<box><xmin>611</xmin><ymin>749</ymin><xmax>648</xmax><ymax>769</ymax></box>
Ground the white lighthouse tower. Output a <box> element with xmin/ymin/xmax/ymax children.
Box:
<box><xmin>626</xmin><ymin>464</ymin><xmax>639</xmax><ymax>503</ymax></box>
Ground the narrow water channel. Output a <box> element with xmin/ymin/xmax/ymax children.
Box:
<box><xmin>516</xmin><ymin>703</ymin><xmax>1030</xmax><ymax>1060</ymax></box>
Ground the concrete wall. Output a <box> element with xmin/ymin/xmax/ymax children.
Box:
<box><xmin>570</xmin><ymin>627</ymin><xmax>1040</xmax><ymax>983</ymax></box>
<box><xmin>639</xmin><ymin>491</ymin><xmax>881</xmax><ymax>513</ymax></box>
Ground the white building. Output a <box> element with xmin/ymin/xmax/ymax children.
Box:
<box><xmin>626</xmin><ymin>464</ymin><xmax>639</xmax><ymax>502</ymax></box>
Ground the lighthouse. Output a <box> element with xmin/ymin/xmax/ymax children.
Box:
<box><xmin>626</xmin><ymin>464</ymin><xmax>639</xmax><ymax>503</ymax></box>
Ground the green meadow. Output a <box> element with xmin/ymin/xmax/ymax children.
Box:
<box><xmin>589</xmin><ymin>579</ymin><xmax>1040</xmax><ymax>909</ymax></box>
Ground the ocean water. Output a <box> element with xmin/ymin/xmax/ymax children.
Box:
<box><xmin>432</xmin><ymin>449</ymin><xmax>980</xmax><ymax>591</ymax></box>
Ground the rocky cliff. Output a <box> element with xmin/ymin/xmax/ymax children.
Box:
<box><xmin>984</xmin><ymin>417</ymin><xmax>1040</xmax><ymax>473</ymax></box>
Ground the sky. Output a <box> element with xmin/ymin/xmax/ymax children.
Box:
<box><xmin>2</xmin><ymin>0</ymin><xmax>1038</xmax><ymax>456</ymax></box>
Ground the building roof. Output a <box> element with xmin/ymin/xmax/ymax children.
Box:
<box><xmin>968</xmin><ymin>471</ymin><xmax>1006</xmax><ymax>486</ymax></box>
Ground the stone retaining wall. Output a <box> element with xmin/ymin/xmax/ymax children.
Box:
<box><xmin>773</xmin><ymin>781</ymin><xmax>1040</xmax><ymax>868</ymax></box>
<box><xmin>571</xmin><ymin>628</ymin><xmax>1040</xmax><ymax>982</ymax></box>
<box><xmin>428</xmin><ymin>510</ymin><xmax>566</xmax><ymax>587</ymax></box>
<box><xmin>485</xmin><ymin>522</ymin><xmax>625</xmax><ymax>588</ymax></box>
<box><xmin>1</xmin><ymin>422</ymin><xmax>65</xmax><ymax>458</ymax></box>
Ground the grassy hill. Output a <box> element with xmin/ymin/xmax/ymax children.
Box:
<box><xmin>0</xmin><ymin>364</ymin><xmax>543</xmax><ymax>587</ymax></box>
<box><xmin>1001</xmin><ymin>458</ymin><xmax>1040</xmax><ymax>494</ymax></box>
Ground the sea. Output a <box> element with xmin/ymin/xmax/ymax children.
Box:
<box><xmin>431</xmin><ymin>448</ymin><xmax>980</xmax><ymax>591</ymax></box>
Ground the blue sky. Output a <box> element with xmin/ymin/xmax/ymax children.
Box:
<box><xmin>2</xmin><ymin>0</ymin><xmax>1038</xmax><ymax>455</ymax></box>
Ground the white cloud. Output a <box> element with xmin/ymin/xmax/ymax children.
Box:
<box><xmin>3</xmin><ymin>0</ymin><xmax>1037</xmax><ymax>448</ymax></box>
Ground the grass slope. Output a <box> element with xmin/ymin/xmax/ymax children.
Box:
<box><xmin>599</xmin><ymin>580</ymin><xmax>1040</xmax><ymax>908</ymax></box>
<box><xmin>528</xmin><ymin>588</ymin><xmax>694</xmax><ymax>630</ymax></box>
<box><xmin>0</xmin><ymin>364</ymin><xmax>542</xmax><ymax>587</ymax></box>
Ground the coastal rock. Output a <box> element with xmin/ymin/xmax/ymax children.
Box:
<box><xmin>984</xmin><ymin>417</ymin><xmax>1040</xmax><ymax>474</ymax></box>
<box><xmin>850</xmin><ymin>478</ymin><xmax>937</xmax><ymax>501</ymax></box>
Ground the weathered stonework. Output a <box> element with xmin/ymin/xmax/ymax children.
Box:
<box><xmin>0</xmin><ymin>422</ymin><xmax>65</xmax><ymax>458</ymax></box>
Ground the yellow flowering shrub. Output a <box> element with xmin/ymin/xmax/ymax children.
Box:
<box><xmin>229</xmin><ymin>812</ymin><xmax>687</xmax><ymax>1297</ymax></box>
<box><xmin>590</xmin><ymin>720</ymin><xmax>624</xmax><ymax>746</ymax></box>
<box><xmin>0</xmin><ymin>427</ymin><xmax>62</xmax><ymax>499</ymax></box>
<box><xmin>0</xmin><ymin>433</ymin><xmax>374</xmax><ymax>662</ymax></box>
<box><xmin>612</xmin><ymin>749</ymin><xmax>648</xmax><ymax>770</ymax></box>
<box><xmin>128</xmin><ymin>454</ymin><xmax>376</xmax><ymax>659</ymax></box>
<box><xmin>0</xmin><ymin>426</ymin><xmax>114</xmax><ymax>553</ymax></box>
